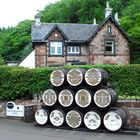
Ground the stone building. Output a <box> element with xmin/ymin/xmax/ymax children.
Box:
<box><xmin>30</xmin><ymin>2</ymin><xmax>130</xmax><ymax>68</ymax></box>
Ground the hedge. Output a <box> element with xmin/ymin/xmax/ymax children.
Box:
<box><xmin>0</xmin><ymin>64</ymin><xmax>140</xmax><ymax>100</ymax></box>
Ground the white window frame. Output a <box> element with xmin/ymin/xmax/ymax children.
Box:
<box><xmin>67</xmin><ymin>46</ymin><xmax>80</xmax><ymax>54</ymax></box>
<box><xmin>105</xmin><ymin>41</ymin><xmax>115</xmax><ymax>54</ymax></box>
<box><xmin>50</xmin><ymin>41</ymin><xmax>63</xmax><ymax>55</ymax></box>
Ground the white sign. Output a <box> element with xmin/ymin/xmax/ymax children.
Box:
<box><xmin>6</xmin><ymin>101</ymin><xmax>25</xmax><ymax>117</ymax></box>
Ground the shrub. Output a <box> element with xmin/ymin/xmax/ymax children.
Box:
<box><xmin>0</xmin><ymin>64</ymin><xmax>140</xmax><ymax>100</ymax></box>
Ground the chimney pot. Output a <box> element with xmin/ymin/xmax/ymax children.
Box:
<box><xmin>105</xmin><ymin>1</ymin><xmax>112</xmax><ymax>19</ymax></box>
<box><xmin>35</xmin><ymin>14</ymin><xmax>41</xmax><ymax>26</ymax></box>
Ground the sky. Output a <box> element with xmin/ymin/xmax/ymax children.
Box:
<box><xmin>0</xmin><ymin>0</ymin><xmax>59</xmax><ymax>28</ymax></box>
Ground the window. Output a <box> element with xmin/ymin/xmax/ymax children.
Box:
<box><xmin>107</xmin><ymin>26</ymin><xmax>112</xmax><ymax>34</ymax></box>
<box><xmin>105</xmin><ymin>41</ymin><xmax>115</xmax><ymax>55</ymax></box>
<box><xmin>50</xmin><ymin>41</ymin><xmax>63</xmax><ymax>55</ymax></box>
<box><xmin>67</xmin><ymin>46</ymin><xmax>80</xmax><ymax>54</ymax></box>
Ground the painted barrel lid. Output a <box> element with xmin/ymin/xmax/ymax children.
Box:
<box><xmin>94</xmin><ymin>89</ymin><xmax>111</xmax><ymax>108</ymax></box>
<box><xmin>75</xmin><ymin>89</ymin><xmax>92</xmax><ymax>108</ymax></box>
<box><xmin>66</xmin><ymin>110</ymin><xmax>82</xmax><ymax>128</ymax></box>
<box><xmin>42</xmin><ymin>89</ymin><xmax>57</xmax><ymax>106</ymax></box>
<box><xmin>58</xmin><ymin>89</ymin><xmax>74</xmax><ymax>107</ymax></box>
<box><xmin>84</xmin><ymin>111</ymin><xmax>101</xmax><ymax>130</ymax></box>
<box><xmin>67</xmin><ymin>69</ymin><xmax>83</xmax><ymax>86</ymax></box>
<box><xmin>50</xmin><ymin>70</ymin><xmax>65</xmax><ymax>87</ymax></box>
<box><xmin>50</xmin><ymin>109</ymin><xmax>65</xmax><ymax>127</ymax></box>
<box><xmin>85</xmin><ymin>68</ymin><xmax>102</xmax><ymax>86</ymax></box>
<box><xmin>35</xmin><ymin>109</ymin><xmax>48</xmax><ymax>125</ymax></box>
<box><xmin>103</xmin><ymin>111</ymin><xmax>122</xmax><ymax>131</ymax></box>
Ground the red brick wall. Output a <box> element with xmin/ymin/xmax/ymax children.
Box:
<box><xmin>35</xmin><ymin>44</ymin><xmax>47</xmax><ymax>68</ymax></box>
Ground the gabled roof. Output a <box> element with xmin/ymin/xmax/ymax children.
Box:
<box><xmin>44</xmin><ymin>24</ymin><xmax>69</xmax><ymax>40</ymax></box>
<box><xmin>31</xmin><ymin>15</ymin><xmax>131</xmax><ymax>43</ymax></box>
<box><xmin>31</xmin><ymin>23</ymin><xmax>98</xmax><ymax>43</ymax></box>
<box><xmin>88</xmin><ymin>15</ymin><xmax>131</xmax><ymax>43</ymax></box>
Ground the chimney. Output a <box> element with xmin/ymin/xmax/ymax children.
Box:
<box><xmin>93</xmin><ymin>18</ymin><xmax>97</xmax><ymax>25</ymax></box>
<box><xmin>114</xmin><ymin>12</ymin><xmax>120</xmax><ymax>24</ymax></box>
<box><xmin>105</xmin><ymin>1</ymin><xmax>112</xmax><ymax>19</ymax></box>
<box><xmin>35</xmin><ymin>14</ymin><xmax>41</xmax><ymax>26</ymax></box>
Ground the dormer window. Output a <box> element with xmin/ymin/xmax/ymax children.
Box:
<box><xmin>107</xmin><ymin>26</ymin><xmax>112</xmax><ymax>34</ymax></box>
<box><xmin>50</xmin><ymin>41</ymin><xmax>63</xmax><ymax>55</ymax></box>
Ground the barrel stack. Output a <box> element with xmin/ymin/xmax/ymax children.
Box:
<box><xmin>35</xmin><ymin>68</ymin><xmax>128</xmax><ymax>132</ymax></box>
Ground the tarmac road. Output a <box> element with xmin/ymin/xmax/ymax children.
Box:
<box><xmin>0</xmin><ymin>118</ymin><xmax>139</xmax><ymax>140</ymax></box>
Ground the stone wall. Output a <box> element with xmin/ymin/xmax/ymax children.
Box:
<box><xmin>0</xmin><ymin>99</ymin><xmax>139</xmax><ymax>128</ymax></box>
<box><xmin>89</xmin><ymin>20</ymin><xmax>130</xmax><ymax>65</ymax></box>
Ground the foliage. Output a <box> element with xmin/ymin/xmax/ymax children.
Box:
<box><xmin>120</xmin><ymin>0</ymin><xmax>140</xmax><ymax>63</ymax></box>
<box><xmin>0</xmin><ymin>65</ymin><xmax>140</xmax><ymax>100</ymax></box>
<box><xmin>0</xmin><ymin>66</ymin><xmax>52</xmax><ymax>100</ymax></box>
<box><xmin>0</xmin><ymin>0</ymin><xmax>140</xmax><ymax>63</ymax></box>
<box><xmin>0</xmin><ymin>20</ymin><xmax>33</xmax><ymax>62</ymax></box>
<box><xmin>0</xmin><ymin>54</ymin><xmax>4</xmax><ymax>65</ymax></box>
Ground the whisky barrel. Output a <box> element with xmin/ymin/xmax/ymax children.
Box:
<box><xmin>67</xmin><ymin>68</ymin><xmax>86</xmax><ymax>86</ymax></box>
<box><xmin>42</xmin><ymin>89</ymin><xmax>57</xmax><ymax>106</ymax></box>
<box><xmin>35</xmin><ymin>109</ymin><xmax>49</xmax><ymax>125</ymax></box>
<box><xmin>50</xmin><ymin>69</ymin><xmax>67</xmax><ymax>87</ymax></box>
<box><xmin>94</xmin><ymin>88</ymin><xmax>117</xmax><ymax>108</ymax></box>
<box><xmin>84</xmin><ymin>110</ymin><xmax>102</xmax><ymax>130</ymax></box>
<box><xmin>103</xmin><ymin>108</ymin><xmax>128</xmax><ymax>131</ymax></box>
<box><xmin>58</xmin><ymin>89</ymin><xmax>74</xmax><ymax>107</ymax></box>
<box><xmin>49</xmin><ymin>109</ymin><xmax>65</xmax><ymax>127</ymax></box>
<box><xmin>75</xmin><ymin>89</ymin><xmax>92</xmax><ymax>108</ymax></box>
<box><xmin>66</xmin><ymin>110</ymin><xmax>82</xmax><ymax>128</ymax></box>
<box><xmin>85</xmin><ymin>68</ymin><xmax>109</xmax><ymax>86</ymax></box>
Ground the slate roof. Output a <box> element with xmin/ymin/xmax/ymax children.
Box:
<box><xmin>31</xmin><ymin>15</ymin><xmax>131</xmax><ymax>43</ymax></box>
<box><xmin>31</xmin><ymin>23</ymin><xmax>98</xmax><ymax>43</ymax></box>
<box><xmin>88</xmin><ymin>15</ymin><xmax>131</xmax><ymax>42</ymax></box>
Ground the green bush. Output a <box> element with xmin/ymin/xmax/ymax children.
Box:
<box><xmin>0</xmin><ymin>66</ymin><xmax>52</xmax><ymax>100</ymax></box>
<box><xmin>0</xmin><ymin>65</ymin><xmax>140</xmax><ymax>100</ymax></box>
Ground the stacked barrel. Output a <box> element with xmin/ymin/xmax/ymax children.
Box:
<box><xmin>35</xmin><ymin>68</ymin><xmax>128</xmax><ymax>132</ymax></box>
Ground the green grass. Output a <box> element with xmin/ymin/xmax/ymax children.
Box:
<box><xmin>118</xmin><ymin>96</ymin><xmax>140</xmax><ymax>100</ymax></box>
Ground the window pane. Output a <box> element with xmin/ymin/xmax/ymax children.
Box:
<box><xmin>57</xmin><ymin>47</ymin><xmax>62</xmax><ymax>54</ymax></box>
<box><xmin>76</xmin><ymin>47</ymin><xmax>79</xmax><ymax>52</ymax></box>
<box><xmin>50</xmin><ymin>42</ymin><xmax>55</xmax><ymax>47</ymax></box>
<box><xmin>106</xmin><ymin>46</ymin><xmax>112</xmax><ymax>51</ymax></box>
<box><xmin>57</xmin><ymin>42</ymin><xmax>62</xmax><ymax>47</ymax></box>
<box><xmin>68</xmin><ymin>47</ymin><xmax>71</xmax><ymax>52</ymax></box>
<box><xmin>72</xmin><ymin>47</ymin><xmax>75</xmax><ymax>52</ymax></box>
<box><xmin>50</xmin><ymin>47</ymin><xmax>55</xmax><ymax>54</ymax></box>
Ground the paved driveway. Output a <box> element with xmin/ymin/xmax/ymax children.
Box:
<box><xmin>0</xmin><ymin>118</ymin><xmax>139</xmax><ymax>140</ymax></box>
